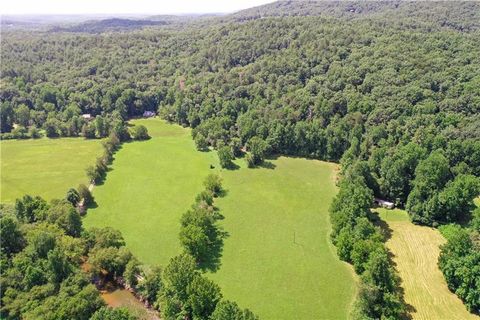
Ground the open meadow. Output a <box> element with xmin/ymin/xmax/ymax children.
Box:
<box><xmin>0</xmin><ymin>137</ymin><xmax>103</xmax><ymax>203</ymax></box>
<box><xmin>210</xmin><ymin>157</ymin><xmax>356</xmax><ymax>319</ymax></box>
<box><xmin>83</xmin><ymin>118</ymin><xmax>357</xmax><ymax>319</ymax></box>
<box><xmin>376</xmin><ymin>208</ymin><xmax>479</xmax><ymax>320</ymax></box>
<box><xmin>83</xmin><ymin>119</ymin><xmax>218</xmax><ymax>265</ymax></box>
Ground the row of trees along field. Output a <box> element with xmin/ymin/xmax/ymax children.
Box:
<box><xmin>1</xmin><ymin>1</ymin><xmax>480</xmax><ymax>316</ymax></box>
<box><xmin>171</xmin><ymin>174</ymin><xmax>258</xmax><ymax>319</ymax></box>
<box><xmin>85</xmin><ymin>124</ymin><xmax>149</xmax><ymax>185</ymax></box>
<box><xmin>330</xmin><ymin>161</ymin><xmax>406</xmax><ymax>318</ymax></box>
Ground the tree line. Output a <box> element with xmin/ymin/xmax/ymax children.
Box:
<box><xmin>329</xmin><ymin>161</ymin><xmax>406</xmax><ymax>319</ymax></box>
<box><xmin>439</xmin><ymin>208</ymin><xmax>480</xmax><ymax>313</ymax></box>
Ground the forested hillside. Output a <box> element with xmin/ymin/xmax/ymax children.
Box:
<box><xmin>2</xmin><ymin>0</ymin><xmax>479</xmax><ymax>204</ymax></box>
<box><xmin>1</xmin><ymin>1</ymin><xmax>480</xmax><ymax>318</ymax></box>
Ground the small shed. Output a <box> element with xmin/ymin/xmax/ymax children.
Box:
<box><xmin>143</xmin><ymin>111</ymin><xmax>156</xmax><ymax>118</ymax></box>
<box><xmin>82</xmin><ymin>114</ymin><xmax>93</xmax><ymax>121</ymax></box>
<box><xmin>374</xmin><ymin>198</ymin><xmax>395</xmax><ymax>209</ymax></box>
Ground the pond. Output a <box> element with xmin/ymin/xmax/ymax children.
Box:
<box><xmin>100</xmin><ymin>282</ymin><xmax>160</xmax><ymax>320</ymax></box>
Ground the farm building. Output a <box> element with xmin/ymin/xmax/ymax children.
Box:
<box><xmin>374</xmin><ymin>198</ymin><xmax>395</xmax><ymax>209</ymax></box>
<box><xmin>143</xmin><ymin>111</ymin><xmax>156</xmax><ymax>118</ymax></box>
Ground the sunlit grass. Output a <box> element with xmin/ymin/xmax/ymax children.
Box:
<box><xmin>1</xmin><ymin>137</ymin><xmax>103</xmax><ymax>203</ymax></box>
<box><xmin>83</xmin><ymin>118</ymin><xmax>357</xmax><ymax>319</ymax></box>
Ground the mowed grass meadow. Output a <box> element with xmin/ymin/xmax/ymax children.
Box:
<box><xmin>376</xmin><ymin>208</ymin><xmax>479</xmax><ymax>320</ymax></box>
<box><xmin>84</xmin><ymin>119</ymin><xmax>217</xmax><ymax>265</ymax></box>
<box><xmin>84</xmin><ymin>118</ymin><xmax>357</xmax><ymax>319</ymax></box>
<box><xmin>210</xmin><ymin>157</ymin><xmax>356</xmax><ymax>319</ymax></box>
<box><xmin>1</xmin><ymin>137</ymin><xmax>103</xmax><ymax>203</ymax></box>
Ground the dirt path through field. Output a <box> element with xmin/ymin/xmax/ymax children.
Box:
<box><xmin>378</xmin><ymin>209</ymin><xmax>478</xmax><ymax>320</ymax></box>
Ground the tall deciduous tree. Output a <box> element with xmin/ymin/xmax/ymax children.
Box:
<box><xmin>218</xmin><ymin>146</ymin><xmax>234</xmax><ymax>169</ymax></box>
<box><xmin>203</xmin><ymin>174</ymin><xmax>223</xmax><ymax>197</ymax></box>
<box><xmin>247</xmin><ymin>136</ymin><xmax>267</xmax><ymax>166</ymax></box>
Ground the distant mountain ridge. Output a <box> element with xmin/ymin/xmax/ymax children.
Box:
<box><xmin>230</xmin><ymin>0</ymin><xmax>480</xmax><ymax>31</ymax></box>
<box><xmin>50</xmin><ymin>18</ymin><xmax>168</xmax><ymax>33</ymax></box>
<box><xmin>3</xmin><ymin>1</ymin><xmax>480</xmax><ymax>33</ymax></box>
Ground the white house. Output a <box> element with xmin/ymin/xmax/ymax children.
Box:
<box><xmin>374</xmin><ymin>198</ymin><xmax>395</xmax><ymax>209</ymax></box>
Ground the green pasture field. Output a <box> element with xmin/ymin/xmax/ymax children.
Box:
<box><xmin>0</xmin><ymin>137</ymin><xmax>103</xmax><ymax>203</ymax></box>
<box><xmin>210</xmin><ymin>157</ymin><xmax>356</xmax><ymax>319</ymax></box>
<box><xmin>83</xmin><ymin>118</ymin><xmax>218</xmax><ymax>265</ymax></box>
<box><xmin>83</xmin><ymin>118</ymin><xmax>357</xmax><ymax>319</ymax></box>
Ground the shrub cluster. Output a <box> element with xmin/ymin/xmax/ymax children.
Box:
<box><xmin>0</xmin><ymin>126</ymin><xmax>41</xmax><ymax>140</ymax></box>
<box><xmin>130</xmin><ymin>124</ymin><xmax>150</xmax><ymax>140</ymax></box>
<box><xmin>217</xmin><ymin>145</ymin><xmax>234</xmax><ymax>169</ymax></box>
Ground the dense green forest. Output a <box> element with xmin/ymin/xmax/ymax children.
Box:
<box><xmin>1</xmin><ymin>1</ymin><xmax>480</xmax><ymax>318</ymax></box>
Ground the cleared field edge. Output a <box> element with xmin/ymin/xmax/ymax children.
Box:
<box><xmin>379</xmin><ymin>211</ymin><xmax>479</xmax><ymax>320</ymax></box>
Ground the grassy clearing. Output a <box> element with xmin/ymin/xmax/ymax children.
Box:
<box><xmin>84</xmin><ymin>118</ymin><xmax>356</xmax><ymax>319</ymax></box>
<box><xmin>209</xmin><ymin>157</ymin><xmax>356</xmax><ymax>319</ymax></box>
<box><xmin>375</xmin><ymin>208</ymin><xmax>478</xmax><ymax>320</ymax></box>
<box><xmin>83</xmin><ymin>119</ymin><xmax>217</xmax><ymax>265</ymax></box>
<box><xmin>0</xmin><ymin>137</ymin><xmax>103</xmax><ymax>203</ymax></box>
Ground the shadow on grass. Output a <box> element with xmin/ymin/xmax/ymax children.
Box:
<box><xmin>223</xmin><ymin>162</ymin><xmax>240</xmax><ymax>171</ymax></box>
<box><xmin>198</xmin><ymin>229</ymin><xmax>229</xmax><ymax>272</ymax></box>
<box><xmin>87</xmin><ymin>201</ymin><xmax>98</xmax><ymax>209</ymax></box>
<box><xmin>216</xmin><ymin>188</ymin><xmax>229</xmax><ymax>198</ymax></box>
<box><xmin>373</xmin><ymin>216</ymin><xmax>393</xmax><ymax>242</ymax></box>
<box><xmin>94</xmin><ymin>167</ymin><xmax>115</xmax><ymax>186</ymax></box>
<box><xmin>247</xmin><ymin>159</ymin><xmax>277</xmax><ymax>170</ymax></box>
<box><xmin>374</xmin><ymin>212</ymin><xmax>416</xmax><ymax>320</ymax></box>
<box><xmin>259</xmin><ymin>160</ymin><xmax>276</xmax><ymax>169</ymax></box>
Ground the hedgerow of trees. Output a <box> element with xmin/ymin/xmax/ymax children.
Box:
<box><xmin>330</xmin><ymin>162</ymin><xmax>406</xmax><ymax>319</ymax></box>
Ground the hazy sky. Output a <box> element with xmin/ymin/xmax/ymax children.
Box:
<box><xmin>2</xmin><ymin>0</ymin><xmax>276</xmax><ymax>15</ymax></box>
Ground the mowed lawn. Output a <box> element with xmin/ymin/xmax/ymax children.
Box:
<box><xmin>210</xmin><ymin>157</ymin><xmax>356</xmax><ymax>319</ymax></box>
<box><xmin>376</xmin><ymin>208</ymin><xmax>479</xmax><ymax>320</ymax></box>
<box><xmin>83</xmin><ymin>119</ymin><xmax>218</xmax><ymax>265</ymax></box>
<box><xmin>1</xmin><ymin>137</ymin><xmax>103</xmax><ymax>203</ymax></box>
